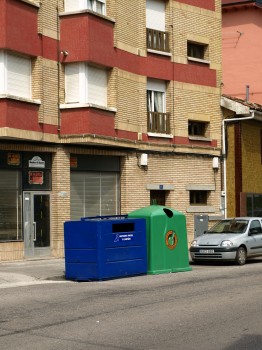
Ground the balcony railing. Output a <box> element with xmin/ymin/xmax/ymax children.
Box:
<box><xmin>147</xmin><ymin>112</ymin><xmax>171</xmax><ymax>134</ymax></box>
<box><xmin>146</xmin><ymin>28</ymin><xmax>170</xmax><ymax>52</ymax></box>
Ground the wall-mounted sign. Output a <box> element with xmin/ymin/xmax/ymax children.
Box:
<box><xmin>28</xmin><ymin>171</ymin><xmax>44</xmax><ymax>185</ymax></box>
<box><xmin>29</xmin><ymin>156</ymin><xmax>45</xmax><ymax>168</ymax></box>
<box><xmin>7</xmin><ymin>153</ymin><xmax>21</xmax><ymax>166</ymax></box>
<box><xmin>70</xmin><ymin>156</ymin><xmax>78</xmax><ymax>168</ymax></box>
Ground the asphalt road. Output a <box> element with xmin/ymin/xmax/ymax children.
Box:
<box><xmin>0</xmin><ymin>260</ymin><xmax>262</xmax><ymax>350</ymax></box>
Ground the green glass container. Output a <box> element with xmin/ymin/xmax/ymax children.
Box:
<box><xmin>128</xmin><ymin>205</ymin><xmax>192</xmax><ymax>274</ymax></box>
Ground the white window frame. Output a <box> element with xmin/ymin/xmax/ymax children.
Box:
<box><xmin>64</xmin><ymin>0</ymin><xmax>106</xmax><ymax>15</ymax></box>
<box><xmin>65</xmin><ymin>63</ymin><xmax>108</xmax><ymax>107</ymax></box>
<box><xmin>0</xmin><ymin>51</ymin><xmax>31</xmax><ymax>99</ymax></box>
<box><xmin>88</xmin><ymin>0</ymin><xmax>106</xmax><ymax>15</ymax></box>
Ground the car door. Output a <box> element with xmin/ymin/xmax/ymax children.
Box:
<box><xmin>246</xmin><ymin>219</ymin><xmax>262</xmax><ymax>256</ymax></box>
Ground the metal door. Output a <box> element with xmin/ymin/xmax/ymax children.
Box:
<box><xmin>23</xmin><ymin>192</ymin><xmax>50</xmax><ymax>257</ymax></box>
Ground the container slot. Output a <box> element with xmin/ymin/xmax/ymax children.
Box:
<box><xmin>112</xmin><ymin>223</ymin><xmax>135</xmax><ymax>233</ymax></box>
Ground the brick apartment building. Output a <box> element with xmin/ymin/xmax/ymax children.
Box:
<box><xmin>0</xmin><ymin>0</ymin><xmax>223</xmax><ymax>261</ymax></box>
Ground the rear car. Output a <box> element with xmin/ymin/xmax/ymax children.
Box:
<box><xmin>190</xmin><ymin>217</ymin><xmax>262</xmax><ymax>265</ymax></box>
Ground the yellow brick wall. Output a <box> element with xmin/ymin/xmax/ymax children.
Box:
<box><xmin>108</xmin><ymin>67</ymin><xmax>118</xmax><ymax>109</ymax></box>
<box><xmin>38</xmin><ymin>0</ymin><xmax>63</xmax><ymax>39</ymax></box>
<box><xmin>225</xmin><ymin>120</ymin><xmax>262</xmax><ymax>218</ymax></box>
<box><xmin>121</xmin><ymin>152</ymin><xmax>222</xmax><ymax>244</ymax></box>
<box><xmin>42</xmin><ymin>59</ymin><xmax>59</xmax><ymax>126</ymax></box>
<box><xmin>33</xmin><ymin>59</ymin><xmax>59</xmax><ymax>126</ymax></box>
<box><xmin>113</xmin><ymin>0</ymin><xmax>146</xmax><ymax>54</ymax></box>
<box><xmin>51</xmin><ymin>147</ymin><xmax>71</xmax><ymax>257</ymax></box>
<box><xmin>114</xmin><ymin>70</ymin><xmax>147</xmax><ymax>133</ymax></box>
<box><xmin>0</xmin><ymin>242</ymin><xmax>24</xmax><ymax>262</ymax></box>
<box><xmin>226</xmin><ymin>124</ymin><xmax>236</xmax><ymax>218</ymax></box>
<box><xmin>242</xmin><ymin>121</ymin><xmax>262</xmax><ymax>193</ymax></box>
<box><xmin>171</xmin><ymin>1</ymin><xmax>222</xmax><ymax>87</ymax></box>
<box><xmin>173</xmin><ymin>83</ymin><xmax>221</xmax><ymax>146</ymax></box>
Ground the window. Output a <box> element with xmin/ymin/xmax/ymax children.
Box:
<box><xmin>146</xmin><ymin>0</ymin><xmax>169</xmax><ymax>52</ymax></box>
<box><xmin>188</xmin><ymin>121</ymin><xmax>209</xmax><ymax>138</ymax></box>
<box><xmin>64</xmin><ymin>0</ymin><xmax>106</xmax><ymax>15</ymax></box>
<box><xmin>0</xmin><ymin>51</ymin><xmax>31</xmax><ymax>99</ymax></box>
<box><xmin>90</xmin><ymin>0</ymin><xmax>105</xmax><ymax>14</ymax></box>
<box><xmin>65</xmin><ymin>63</ymin><xmax>108</xmax><ymax>106</ymax></box>
<box><xmin>150</xmin><ymin>190</ymin><xmax>166</xmax><ymax>206</ymax></box>
<box><xmin>187</xmin><ymin>42</ymin><xmax>207</xmax><ymax>61</ymax></box>
<box><xmin>247</xmin><ymin>194</ymin><xmax>262</xmax><ymax>217</ymax></box>
<box><xmin>147</xmin><ymin>79</ymin><xmax>170</xmax><ymax>134</ymax></box>
<box><xmin>0</xmin><ymin>171</ymin><xmax>22</xmax><ymax>241</ymax></box>
<box><xmin>190</xmin><ymin>191</ymin><xmax>208</xmax><ymax>205</ymax></box>
<box><xmin>147</xmin><ymin>90</ymin><xmax>165</xmax><ymax>114</ymax></box>
<box><xmin>249</xmin><ymin>220</ymin><xmax>262</xmax><ymax>234</ymax></box>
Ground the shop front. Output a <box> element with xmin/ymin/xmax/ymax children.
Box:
<box><xmin>70</xmin><ymin>154</ymin><xmax>120</xmax><ymax>219</ymax></box>
<box><xmin>0</xmin><ymin>150</ymin><xmax>52</xmax><ymax>260</ymax></box>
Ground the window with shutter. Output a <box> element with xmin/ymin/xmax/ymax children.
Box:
<box><xmin>64</xmin><ymin>0</ymin><xmax>87</xmax><ymax>12</ymax></box>
<box><xmin>0</xmin><ymin>52</ymin><xmax>31</xmax><ymax>99</ymax></box>
<box><xmin>146</xmin><ymin>1</ymin><xmax>169</xmax><ymax>52</ymax></box>
<box><xmin>147</xmin><ymin>79</ymin><xmax>170</xmax><ymax>134</ymax></box>
<box><xmin>147</xmin><ymin>79</ymin><xmax>166</xmax><ymax>113</ymax></box>
<box><xmin>146</xmin><ymin>0</ymin><xmax>165</xmax><ymax>31</ymax></box>
<box><xmin>65</xmin><ymin>63</ymin><xmax>80</xmax><ymax>103</ymax></box>
<box><xmin>88</xmin><ymin>66</ymin><xmax>107</xmax><ymax>106</ymax></box>
<box><xmin>65</xmin><ymin>63</ymin><xmax>108</xmax><ymax>106</ymax></box>
<box><xmin>64</xmin><ymin>0</ymin><xmax>106</xmax><ymax>14</ymax></box>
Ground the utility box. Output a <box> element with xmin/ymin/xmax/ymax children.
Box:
<box><xmin>194</xmin><ymin>214</ymin><xmax>208</xmax><ymax>237</ymax></box>
<box><xmin>64</xmin><ymin>215</ymin><xmax>147</xmax><ymax>281</ymax></box>
<box><xmin>128</xmin><ymin>205</ymin><xmax>191</xmax><ymax>274</ymax></box>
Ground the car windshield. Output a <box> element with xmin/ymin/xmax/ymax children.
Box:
<box><xmin>207</xmin><ymin>219</ymin><xmax>248</xmax><ymax>234</ymax></box>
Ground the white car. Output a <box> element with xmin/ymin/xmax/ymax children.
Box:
<box><xmin>190</xmin><ymin>217</ymin><xmax>262</xmax><ymax>265</ymax></box>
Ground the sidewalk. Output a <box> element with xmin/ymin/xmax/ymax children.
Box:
<box><xmin>0</xmin><ymin>258</ymin><xmax>65</xmax><ymax>288</ymax></box>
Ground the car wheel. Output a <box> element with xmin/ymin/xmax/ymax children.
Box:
<box><xmin>235</xmin><ymin>247</ymin><xmax>247</xmax><ymax>265</ymax></box>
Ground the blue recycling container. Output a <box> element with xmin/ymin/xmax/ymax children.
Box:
<box><xmin>64</xmin><ymin>215</ymin><xmax>147</xmax><ymax>281</ymax></box>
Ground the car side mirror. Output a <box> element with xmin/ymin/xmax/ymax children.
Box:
<box><xmin>249</xmin><ymin>228</ymin><xmax>259</xmax><ymax>235</ymax></box>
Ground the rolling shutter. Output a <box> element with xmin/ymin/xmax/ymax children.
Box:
<box><xmin>70</xmin><ymin>172</ymin><xmax>119</xmax><ymax>220</ymax></box>
<box><xmin>70</xmin><ymin>173</ymin><xmax>85</xmax><ymax>220</ymax></box>
<box><xmin>64</xmin><ymin>0</ymin><xmax>87</xmax><ymax>12</ymax></box>
<box><xmin>88</xmin><ymin>66</ymin><xmax>107</xmax><ymax>106</ymax></box>
<box><xmin>147</xmin><ymin>78</ymin><xmax>166</xmax><ymax>92</ymax></box>
<box><xmin>146</xmin><ymin>0</ymin><xmax>165</xmax><ymax>31</ymax></box>
<box><xmin>7</xmin><ymin>54</ymin><xmax>31</xmax><ymax>98</ymax></box>
<box><xmin>65</xmin><ymin>63</ymin><xmax>80</xmax><ymax>103</ymax></box>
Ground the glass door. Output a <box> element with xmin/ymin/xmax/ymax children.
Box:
<box><xmin>23</xmin><ymin>192</ymin><xmax>50</xmax><ymax>257</ymax></box>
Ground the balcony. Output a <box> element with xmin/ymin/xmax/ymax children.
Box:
<box><xmin>146</xmin><ymin>28</ymin><xmax>169</xmax><ymax>53</ymax></box>
<box><xmin>147</xmin><ymin>112</ymin><xmax>170</xmax><ymax>134</ymax></box>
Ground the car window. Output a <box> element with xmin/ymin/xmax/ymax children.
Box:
<box><xmin>249</xmin><ymin>220</ymin><xmax>262</xmax><ymax>234</ymax></box>
<box><xmin>208</xmin><ymin>219</ymin><xmax>248</xmax><ymax>234</ymax></box>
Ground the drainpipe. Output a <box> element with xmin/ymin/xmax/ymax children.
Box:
<box><xmin>222</xmin><ymin>111</ymin><xmax>255</xmax><ymax>218</ymax></box>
